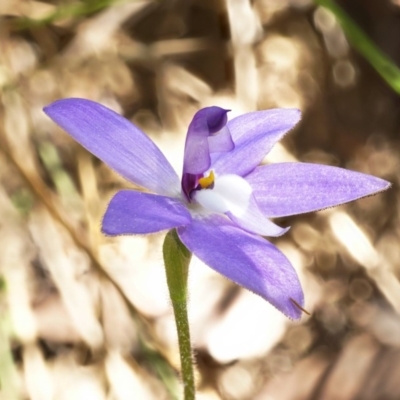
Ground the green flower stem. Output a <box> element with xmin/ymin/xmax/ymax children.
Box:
<box><xmin>314</xmin><ymin>0</ymin><xmax>400</xmax><ymax>94</ymax></box>
<box><xmin>163</xmin><ymin>230</ymin><xmax>195</xmax><ymax>400</ymax></box>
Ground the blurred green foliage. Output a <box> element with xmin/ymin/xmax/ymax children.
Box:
<box><xmin>15</xmin><ymin>0</ymin><xmax>121</xmax><ymax>29</ymax></box>
<box><xmin>315</xmin><ymin>0</ymin><xmax>400</xmax><ymax>94</ymax></box>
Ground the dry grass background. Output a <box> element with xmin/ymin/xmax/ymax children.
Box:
<box><xmin>1</xmin><ymin>0</ymin><xmax>400</xmax><ymax>399</ymax></box>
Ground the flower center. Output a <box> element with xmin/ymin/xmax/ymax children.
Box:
<box><xmin>192</xmin><ymin>173</ymin><xmax>252</xmax><ymax>214</ymax></box>
<box><xmin>181</xmin><ymin>106</ymin><xmax>234</xmax><ymax>201</ymax></box>
<box><xmin>197</xmin><ymin>170</ymin><xmax>215</xmax><ymax>190</ymax></box>
<box><xmin>191</xmin><ymin>172</ymin><xmax>289</xmax><ymax>237</ymax></box>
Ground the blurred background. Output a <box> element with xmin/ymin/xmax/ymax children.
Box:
<box><xmin>0</xmin><ymin>0</ymin><xmax>400</xmax><ymax>399</ymax></box>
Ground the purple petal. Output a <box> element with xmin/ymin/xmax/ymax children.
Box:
<box><xmin>183</xmin><ymin>109</ymin><xmax>211</xmax><ymax>176</ymax></box>
<box><xmin>182</xmin><ymin>106</ymin><xmax>233</xmax><ymax>199</ymax></box>
<box><xmin>211</xmin><ymin>109</ymin><xmax>301</xmax><ymax>177</ymax></box>
<box><xmin>206</xmin><ymin>106</ymin><xmax>230</xmax><ymax>132</ymax></box>
<box><xmin>102</xmin><ymin>190</ymin><xmax>191</xmax><ymax>235</ymax></box>
<box><xmin>208</xmin><ymin>126</ymin><xmax>234</xmax><ymax>153</ymax></box>
<box><xmin>183</xmin><ymin>106</ymin><xmax>230</xmax><ymax>176</ymax></box>
<box><xmin>246</xmin><ymin>162</ymin><xmax>391</xmax><ymax>218</ymax></box>
<box><xmin>177</xmin><ymin>215</ymin><xmax>304</xmax><ymax>319</ymax></box>
<box><xmin>44</xmin><ymin>99</ymin><xmax>180</xmax><ymax>196</ymax></box>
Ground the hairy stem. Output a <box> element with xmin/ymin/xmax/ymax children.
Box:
<box><xmin>163</xmin><ymin>230</ymin><xmax>195</xmax><ymax>400</ymax></box>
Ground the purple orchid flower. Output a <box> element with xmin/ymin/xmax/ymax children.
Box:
<box><xmin>43</xmin><ymin>99</ymin><xmax>390</xmax><ymax>319</ymax></box>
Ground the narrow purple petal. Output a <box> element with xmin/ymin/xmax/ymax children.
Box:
<box><xmin>211</xmin><ymin>109</ymin><xmax>301</xmax><ymax>177</ymax></box>
<box><xmin>208</xmin><ymin>126</ymin><xmax>234</xmax><ymax>153</ymax></box>
<box><xmin>182</xmin><ymin>106</ymin><xmax>232</xmax><ymax>199</ymax></box>
<box><xmin>102</xmin><ymin>190</ymin><xmax>191</xmax><ymax>235</ymax></box>
<box><xmin>44</xmin><ymin>99</ymin><xmax>180</xmax><ymax>196</ymax></box>
<box><xmin>177</xmin><ymin>215</ymin><xmax>304</xmax><ymax>319</ymax></box>
<box><xmin>183</xmin><ymin>109</ymin><xmax>211</xmax><ymax>176</ymax></box>
<box><xmin>183</xmin><ymin>106</ymin><xmax>230</xmax><ymax>176</ymax></box>
<box><xmin>205</xmin><ymin>106</ymin><xmax>229</xmax><ymax>132</ymax></box>
<box><xmin>246</xmin><ymin>162</ymin><xmax>391</xmax><ymax>218</ymax></box>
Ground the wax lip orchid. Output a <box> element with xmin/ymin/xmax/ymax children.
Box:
<box><xmin>44</xmin><ymin>99</ymin><xmax>390</xmax><ymax>319</ymax></box>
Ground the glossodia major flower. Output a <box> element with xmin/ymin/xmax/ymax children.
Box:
<box><xmin>44</xmin><ymin>99</ymin><xmax>390</xmax><ymax>319</ymax></box>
